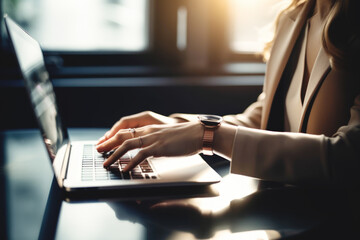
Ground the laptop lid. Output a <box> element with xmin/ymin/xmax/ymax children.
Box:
<box><xmin>4</xmin><ymin>16</ymin><xmax>70</xmax><ymax>184</ymax></box>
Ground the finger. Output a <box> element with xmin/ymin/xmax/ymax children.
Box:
<box><xmin>96</xmin><ymin>129</ymin><xmax>132</xmax><ymax>153</ymax></box>
<box><xmin>105</xmin><ymin>119</ymin><xmax>129</xmax><ymax>139</ymax></box>
<box><xmin>105</xmin><ymin>111</ymin><xmax>156</xmax><ymax>139</ymax></box>
<box><xmin>96</xmin><ymin>135</ymin><xmax>107</xmax><ymax>146</ymax></box>
<box><xmin>123</xmin><ymin>146</ymin><xmax>155</xmax><ymax>172</ymax></box>
<box><xmin>103</xmin><ymin>136</ymin><xmax>146</xmax><ymax>167</ymax></box>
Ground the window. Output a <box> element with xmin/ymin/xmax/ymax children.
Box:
<box><xmin>0</xmin><ymin>0</ymin><xmax>286</xmax><ymax>75</ymax></box>
<box><xmin>3</xmin><ymin>0</ymin><xmax>150</xmax><ymax>51</ymax></box>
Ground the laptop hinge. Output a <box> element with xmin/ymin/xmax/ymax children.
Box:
<box><xmin>59</xmin><ymin>143</ymin><xmax>72</xmax><ymax>188</ymax></box>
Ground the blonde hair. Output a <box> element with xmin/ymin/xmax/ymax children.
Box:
<box><xmin>264</xmin><ymin>0</ymin><xmax>360</xmax><ymax>71</ymax></box>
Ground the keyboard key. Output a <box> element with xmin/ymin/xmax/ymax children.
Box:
<box><xmin>110</xmin><ymin>173</ymin><xmax>122</xmax><ymax>180</ymax></box>
<box><xmin>81</xmin><ymin>172</ymin><xmax>93</xmax><ymax>176</ymax></box>
<box><xmin>95</xmin><ymin>176</ymin><xmax>109</xmax><ymax>180</ymax></box>
<box><xmin>95</xmin><ymin>173</ymin><xmax>108</xmax><ymax>178</ymax></box>
<box><xmin>131</xmin><ymin>167</ymin><xmax>141</xmax><ymax>173</ymax></box>
<box><xmin>82</xmin><ymin>162</ymin><xmax>93</xmax><ymax>166</ymax></box>
<box><xmin>82</xmin><ymin>158</ymin><xmax>93</xmax><ymax>162</ymax></box>
<box><xmin>141</xmin><ymin>168</ymin><xmax>153</xmax><ymax>173</ymax></box>
<box><xmin>132</xmin><ymin>175</ymin><xmax>145</xmax><ymax>179</ymax></box>
<box><xmin>108</xmin><ymin>164</ymin><xmax>120</xmax><ymax>171</ymax></box>
<box><xmin>82</xmin><ymin>167</ymin><xmax>93</xmax><ymax>170</ymax></box>
<box><xmin>122</xmin><ymin>171</ymin><xmax>131</xmax><ymax>180</ymax></box>
<box><xmin>131</xmin><ymin>172</ymin><xmax>142</xmax><ymax>176</ymax></box>
<box><xmin>120</xmin><ymin>158</ymin><xmax>130</xmax><ymax>163</ymax></box>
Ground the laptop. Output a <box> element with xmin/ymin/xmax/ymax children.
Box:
<box><xmin>4</xmin><ymin>15</ymin><xmax>221</xmax><ymax>193</ymax></box>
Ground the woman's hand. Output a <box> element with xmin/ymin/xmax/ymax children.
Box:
<box><xmin>99</xmin><ymin>122</ymin><xmax>204</xmax><ymax>172</ymax></box>
<box><xmin>96</xmin><ymin>111</ymin><xmax>180</xmax><ymax>146</ymax></box>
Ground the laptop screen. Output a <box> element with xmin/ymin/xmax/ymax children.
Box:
<box><xmin>5</xmin><ymin>16</ymin><xmax>68</xmax><ymax>163</ymax></box>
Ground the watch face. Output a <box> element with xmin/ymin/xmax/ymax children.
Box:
<box><xmin>198</xmin><ymin>115</ymin><xmax>223</xmax><ymax>126</ymax></box>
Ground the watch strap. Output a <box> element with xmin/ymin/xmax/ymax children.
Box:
<box><xmin>202</xmin><ymin>127</ymin><xmax>215</xmax><ymax>155</ymax></box>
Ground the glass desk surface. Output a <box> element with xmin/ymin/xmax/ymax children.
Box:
<box><xmin>1</xmin><ymin>128</ymin><xmax>358</xmax><ymax>240</ymax></box>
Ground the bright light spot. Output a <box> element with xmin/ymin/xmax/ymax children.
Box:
<box><xmin>212</xmin><ymin>229</ymin><xmax>281</xmax><ymax>240</ymax></box>
<box><xmin>229</xmin><ymin>0</ymin><xmax>291</xmax><ymax>53</ymax></box>
<box><xmin>184</xmin><ymin>174</ymin><xmax>258</xmax><ymax>214</ymax></box>
<box><xmin>177</xmin><ymin>6</ymin><xmax>188</xmax><ymax>51</ymax></box>
<box><xmin>167</xmin><ymin>229</ymin><xmax>281</xmax><ymax>240</ymax></box>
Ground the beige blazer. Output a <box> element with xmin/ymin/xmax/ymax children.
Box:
<box><xmin>172</xmin><ymin>0</ymin><xmax>360</xmax><ymax>186</ymax></box>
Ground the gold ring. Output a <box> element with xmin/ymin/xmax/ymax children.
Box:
<box><xmin>129</xmin><ymin>128</ymin><xmax>136</xmax><ymax>138</ymax></box>
<box><xmin>138</xmin><ymin>137</ymin><xmax>143</xmax><ymax>148</ymax></box>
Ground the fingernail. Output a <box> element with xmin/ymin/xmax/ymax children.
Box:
<box><xmin>103</xmin><ymin>161</ymin><xmax>109</xmax><ymax>167</ymax></box>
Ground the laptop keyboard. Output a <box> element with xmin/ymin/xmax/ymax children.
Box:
<box><xmin>81</xmin><ymin>144</ymin><xmax>158</xmax><ymax>181</ymax></box>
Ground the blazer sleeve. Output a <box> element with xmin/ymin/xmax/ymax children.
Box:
<box><xmin>230</xmin><ymin>94</ymin><xmax>360</xmax><ymax>186</ymax></box>
<box><xmin>170</xmin><ymin>92</ymin><xmax>265</xmax><ymax>128</ymax></box>
<box><xmin>223</xmin><ymin>92</ymin><xmax>265</xmax><ymax>128</ymax></box>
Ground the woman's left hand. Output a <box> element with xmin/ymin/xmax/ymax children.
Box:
<box><xmin>98</xmin><ymin>122</ymin><xmax>204</xmax><ymax>172</ymax></box>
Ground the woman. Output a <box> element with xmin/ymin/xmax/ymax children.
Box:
<box><xmin>97</xmin><ymin>0</ymin><xmax>360</xmax><ymax>186</ymax></box>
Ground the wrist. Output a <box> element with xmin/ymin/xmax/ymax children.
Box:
<box><xmin>198</xmin><ymin>115</ymin><xmax>223</xmax><ymax>155</ymax></box>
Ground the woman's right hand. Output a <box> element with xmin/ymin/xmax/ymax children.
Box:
<box><xmin>96</xmin><ymin>111</ymin><xmax>180</xmax><ymax>146</ymax></box>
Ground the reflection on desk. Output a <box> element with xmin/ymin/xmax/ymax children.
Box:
<box><xmin>2</xmin><ymin>129</ymin><xmax>359</xmax><ymax>240</ymax></box>
<box><xmin>1</xmin><ymin>129</ymin><xmax>53</xmax><ymax>240</ymax></box>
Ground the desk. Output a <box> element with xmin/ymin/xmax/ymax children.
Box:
<box><xmin>1</xmin><ymin>129</ymin><xmax>358</xmax><ymax>240</ymax></box>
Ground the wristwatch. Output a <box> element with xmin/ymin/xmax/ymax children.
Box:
<box><xmin>198</xmin><ymin>115</ymin><xmax>223</xmax><ymax>155</ymax></box>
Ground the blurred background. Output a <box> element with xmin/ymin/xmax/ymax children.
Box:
<box><xmin>0</xmin><ymin>0</ymin><xmax>289</xmax><ymax>130</ymax></box>
<box><xmin>3</xmin><ymin>0</ymin><xmax>288</xmax><ymax>52</ymax></box>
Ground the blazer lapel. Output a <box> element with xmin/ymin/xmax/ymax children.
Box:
<box><xmin>298</xmin><ymin>47</ymin><xmax>331</xmax><ymax>132</ymax></box>
<box><xmin>261</xmin><ymin>0</ymin><xmax>315</xmax><ymax>129</ymax></box>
